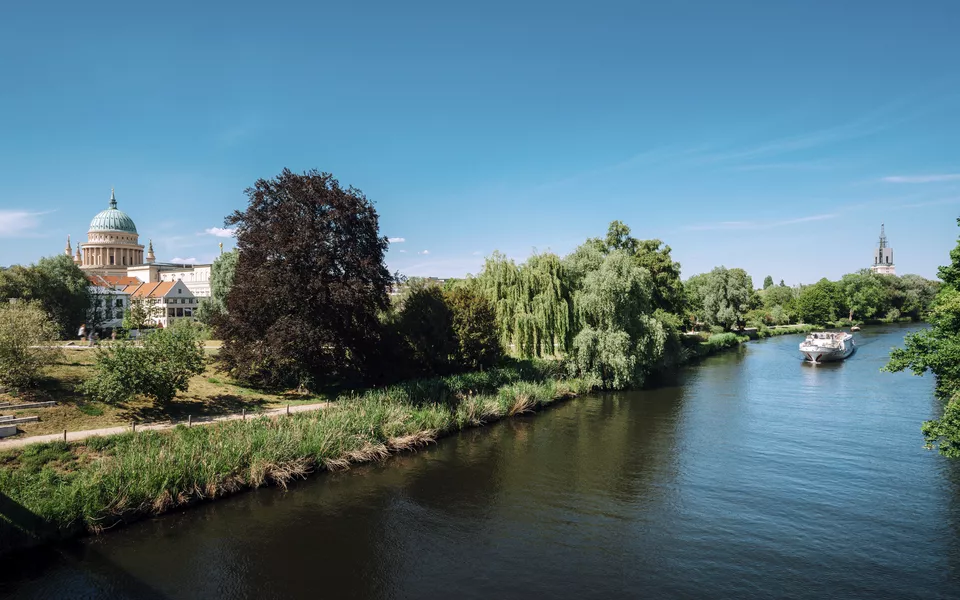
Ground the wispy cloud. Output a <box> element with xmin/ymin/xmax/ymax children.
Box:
<box><xmin>533</xmin><ymin>144</ymin><xmax>712</xmax><ymax>192</ymax></box>
<box><xmin>0</xmin><ymin>210</ymin><xmax>52</xmax><ymax>238</ymax></box>
<box><xmin>472</xmin><ymin>251</ymin><xmax>483</xmax><ymax>256</ymax></box>
<box><xmin>729</xmin><ymin>160</ymin><xmax>843</xmax><ymax>172</ymax></box>
<box><xmin>695</xmin><ymin>89</ymin><xmax>952</xmax><ymax>170</ymax></box>
<box><xmin>890</xmin><ymin>196</ymin><xmax>960</xmax><ymax>210</ymax></box>
<box><xmin>682</xmin><ymin>213</ymin><xmax>838</xmax><ymax>232</ymax></box>
<box><xmin>418</xmin><ymin>250</ymin><xmax>430</xmax><ymax>255</ymax></box>
<box><xmin>388</xmin><ymin>237</ymin><xmax>406</xmax><ymax>243</ymax></box>
<box><xmin>203</xmin><ymin>227</ymin><xmax>236</xmax><ymax>238</ymax></box>
<box><xmin>171</xmin><ymin>257</ymin><xmax>198</xmax><ymax>264</ymax></box>
<box><xmin>881</xmin><ymin>174</ymin><xmax>960</xmax><ymax>184</ymax></box>
<box><xmin>397</xmin><ymin>249</ymin><xmax>407</xmax><ymax>253</ymax></box>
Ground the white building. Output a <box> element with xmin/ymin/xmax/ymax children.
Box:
<box><xmin>870</xmin><ymin>224</ymin><xmax>896</xmax><ymax>275</ymax></box>
<box><xmin>86</xmin><ymin>275</ymin><xmax>137</xmax><ymax>330</ymax></box>
<box><xmin>128</xmin><ymin>263</ymin><xmax>212</xmax><ymax>297</ymax></box>
<box><xmin>121</xmin><ymin>280</ymin><xmax>199</xmax><ymax>328</ymax></box>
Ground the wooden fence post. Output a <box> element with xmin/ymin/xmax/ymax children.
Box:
<box><xmin>132</xmin><ymin>422</ymin><xmax>136</xmax><ymax>433</ymax></box>
<box><xmin>242</xmin><ymin>409</ymin><xmax>246</xmax><ymax>420</ymax></box>
<box><xmin>63</xmin><ymin>430</ymin><xmax>67</xmax><ymax>442</ymax></box>
<box><xmin>188</xmin><ymin>415</ymin><xmax>192</xmax><ymax>427</ymax></box>
<box><xmin>286</xmin><ymin>404</ymin><xmax>290</xmax><ymax>415</ymax></box>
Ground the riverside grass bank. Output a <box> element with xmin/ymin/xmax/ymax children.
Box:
<box><xmin>0</xmin><ymin>325</ymin><xmax>813</xmax><ymax>556</ymax></box>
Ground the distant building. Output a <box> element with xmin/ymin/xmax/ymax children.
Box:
<box><xmin>121</xmin><ymin>280</ymin><xmax>198</xmax><ymax>328</ymax></box>
<box><xmin>65</xmin><ymin>189</ymin><xmax>214</xmax><ymax>298</ymax></box>
<box><xmin>86</xmin><ymin>275</ymin><xmax>137</xmax><ymax>330</ymax></box>
<box><xmin>870</xmin><ymin>224</ymin><xmax>896</xmax><ymax>275</ymax></box>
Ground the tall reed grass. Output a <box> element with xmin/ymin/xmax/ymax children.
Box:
<box><xmin>0</xmin><ymin>362</ymin><xmax>596</xmax><ymax>539</ymax></box>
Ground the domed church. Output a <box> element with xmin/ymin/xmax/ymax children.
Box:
<box><xmin>64</xmin><ymin>189</ymin><xmax>212</xmax><ymax>297</ymax></box>
<box><xmin>65</xmin><ymin>189</ymin><xmax>154</xmax><ymax>276</ymax></box>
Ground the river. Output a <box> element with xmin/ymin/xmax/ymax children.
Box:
<box><xmin>3</xmin><ymin>323</ymin><xmax>960</xmax><ymax>599</ymax></box>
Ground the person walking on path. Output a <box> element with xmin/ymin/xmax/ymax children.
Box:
<box><xmin>78</xmin><ymin>324</ymin><xmax>86</xmax><ymax>343</ymax></box>
<box><xmin>88</xmin><ymin>330</ymin><xmax>97</xmax><ymax>347</ymax></box>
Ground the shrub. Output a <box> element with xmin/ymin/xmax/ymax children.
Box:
<box><xmin>391</xmin><ymin>284</ymin><xmax>457</xmax><ymax>375</ymax></box>
<box><xmin>81</xmin><ymin>321</ymin><xmax>206</xmax><ymax>404</ymax></box>
<box><xmin>445</xmin><ymin>287</ymin><xmax>502</xmax><ymax>370</ymax></box>
<box><xmin>0</xmin><ymin>301</ymin><xmax>61</xmax><ymax>389</ymax></box>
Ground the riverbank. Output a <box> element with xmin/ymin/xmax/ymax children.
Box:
<box><xmin>0</xmin><ymin>327</ymin><xmax>816</xmax><ymax>554</ymax></box>
<box><xmin>0</xmin><ymin>362</ymin><xmax>596</xmax><ymax>551</ymax></box>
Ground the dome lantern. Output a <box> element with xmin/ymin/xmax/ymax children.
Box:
<box><xmin>89</xmin><ymin>189</ymin><xmax>138</xmax><ymax>234</ymax></box>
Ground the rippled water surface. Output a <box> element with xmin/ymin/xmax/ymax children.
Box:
<box><xmin>4</xmin><ymin>324</ymin><xmax>960</xmax><ymax>599</ymax></box>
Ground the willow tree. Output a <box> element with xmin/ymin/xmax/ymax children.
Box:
<box><xmin>474</xmin><ymin>251</ymin><xmax>573</xmax><ymax>358</ymax></box>
<box><xmin>567</xmin><ymin>249</ymin><xmax>670</xmax><ymax>389</ymax></box>
<box><xmin>585</xmin><ymin>220</ymin><xmax>684</xmax><ymax>315</ymax></box>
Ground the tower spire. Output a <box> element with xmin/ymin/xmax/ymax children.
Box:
<box><xmin>65</xmin><ymin>234</ymin><xmax>72</xmax><ymax>256</ymax></box>
<box><xmin>109</xmin><ymin>187</ymin><xmax>117</xmax><ymax>209</ymax></box>
<box><xmin>879</xmin><ymin>223</ymin><xmax>887</xmax><ymax>249</ymax></box>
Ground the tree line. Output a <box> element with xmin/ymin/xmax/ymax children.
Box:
<box><xmin>684</xmin><ymin>268</ymin><xmax>938</xmax><ymax>332</ymax></box>
<box><xmin>0</xmin><ymin>168</ymin><xmax>943</xmax><ymax>406</ymax></box>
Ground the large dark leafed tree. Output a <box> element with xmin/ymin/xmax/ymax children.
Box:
<box><xmin>217</xmin><ymin>169</ymin><xmax>392</xmax><ymax>388</ymax></box>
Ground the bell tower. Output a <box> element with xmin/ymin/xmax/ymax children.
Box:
<box><xmin>870</xmin><ymin>224</ymin><xmax>896</xmax><ymax>275</ymax></box>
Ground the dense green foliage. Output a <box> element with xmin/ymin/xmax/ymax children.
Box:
<box><xmin>81</xmin><ymin>322</ymin><xmax>206</xmax><ymax>405</ymax></box>
<box><xmin>384</xmin><ymin>281</ymin><xmax>502</xmax><ymax>376</ymax></box>
<box><xmin>390</xmin><ymin>283</ymin><xmax>458</xmax><ymax>375</ymax></box>
<box><xmin>567</xmin><ymin>249</ymin><xmax>673</xmax><ymax>389</ymax></box>
<box><xmin>467</xmin><ymin>222</ymin><xmax>684</xmax><ymax>389</ymax></box>
<box><xmin>885</xmin><ymin>220</ymin><xmax>960</xmax><ymax>457</ymax></box>
<box><xmin>693</xmin><ymin>270</ymin><xmax>939</xmax><ymax>329</ymax></box>
<box><xmin>691</xmin><ymin>267</ymin><xmax>754</xmax><ymax>330</ymax></box>
<box><xmin>0</xmin><ymin>301</ymin><xmax>62</xmax><ymax>388</ymax></box>
<box><xmin>473</xmin><ymin>251</ymin><xmax>573</xmax><ymax>358</ymax></box>
<box><xmin>0</xmin><ymin>255</ymin><xmax>90</xmax><ymax>338</ymax></box>
<box><xmin>445</xmin><ymin>286</ymin><xmax>502</xmax><ymax>370</ymax></box>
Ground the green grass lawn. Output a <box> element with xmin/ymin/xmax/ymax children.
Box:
<box><xmin>1</xmin><ymin>349</ymin><xmax>326</xmax><ymax>437</ymax></box>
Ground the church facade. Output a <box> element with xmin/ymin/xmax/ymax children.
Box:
<box><xmin>870</xmin><ymin>223</ymin><xmax>895</xmax><ymax>275</ymax></box>
<box><xmin>66</xmin><ymin>189</ymin><xmax>214</xmax><ymax>297</ymax></box>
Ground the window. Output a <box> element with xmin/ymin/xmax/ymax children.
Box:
<box><xmin>176</xmin><ymin>308</ymin><xmax>184</xmax><ymax>317</ymax></box>
<box><xmin>168</xmin><ymin>308</ymin><xmax>176</xmax><ymax>317</ymax></box>
<box><xmin>185</xmin><ymin>308</ymin><xmax>193</xmax><ymax>317</ymax></box>
<box><xmin>115</xmin><ymin>299</ymin><xmax>123</xmax><ymax>308</ymax></box>
<box><xmin>178</xmin><ymin>288</ymin><xmax>182</xmax><ymax>294</ymax></box>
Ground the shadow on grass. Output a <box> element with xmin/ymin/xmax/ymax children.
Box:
<box><xmin>118</xmin><ymin>394</ymin><xmax>270</xmax><ymax>424</ymax></box>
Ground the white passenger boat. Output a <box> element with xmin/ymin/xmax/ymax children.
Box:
<box><xmin>799</xmin><ymin>331</ymin><xmax>856</xmax><ymax>363</ymax></box>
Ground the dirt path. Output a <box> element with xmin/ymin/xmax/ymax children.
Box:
<box><xmin>0</xmin><ymin>402</ymin><xmax>330</xmax><ymax>450</ymax></box>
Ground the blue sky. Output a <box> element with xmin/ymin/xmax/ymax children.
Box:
<box><xmin>2</xmin><ymin>0</ymin><xmax>959</xmax><ymax>285</ymax></box>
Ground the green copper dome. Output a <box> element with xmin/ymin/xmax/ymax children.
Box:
<box><xmin>89</xmin><ymin>189</ymin><xmax>138</xmax><ymax>234</ymax></box>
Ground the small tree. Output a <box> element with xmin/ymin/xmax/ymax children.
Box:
<box><xmin>197</xmin><ymin>249</ymin><xmax>238</xmax><ymax>326</ymax></box>
<box><xmin>0</xmin><ymin>301</ymin><xmax>62</xmax><ymax>389</ymax></box>
<box><xmin>87</xmin><ymin>289</ymin><xmax>118</xmax><ymax>333</ymax></box>
<box><xmin>763</xmin><ymin>275</ymin><xmax>774</xmax><ymax>289</ymax></box>
<box><xmin>392</xmin><ymin>283</ymin><xmax>457</xmax><ymax>375</ymax></box>
<box><xmin>700</xmin><ymin>266</ymin><xmax>753</xmax><ymax>330</ymax></box>
<box><xmin>81</xmin><ymin>321</ymin><xmax>206</xmax><ymax>404</ymax></box>
<box><xmin>123</xmin><ymin>297</ymin><xmax>160</xmax><ymax>332</ymax></box>
<box><xmin>445</xmin><ymin>286</ymin><xmax>502</xmax><ymax>370</ymax></box>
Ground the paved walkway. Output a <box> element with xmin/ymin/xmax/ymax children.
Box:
<box><xmin>0</xmin><ymin>402</ymin><xmax>330</xmax><ymax>450</ymax></box>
